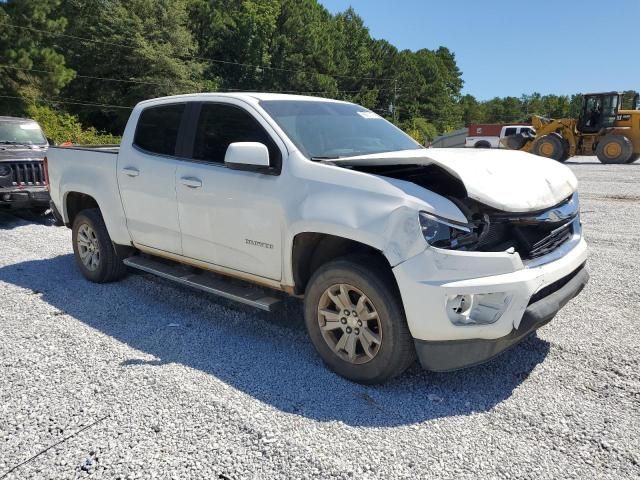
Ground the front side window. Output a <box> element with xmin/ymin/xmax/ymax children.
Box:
<box><xmin>192</xmin><ymin>103</ymin><xmax>280</xmax><ymax>167</ymax></box>
<box><xmin>134</xmin><ymin>104</ymin><xmax>185</xmax><ymax>156</ymax></box>
<box><xmin>260</xmin><ymin>100</ymin><xmax>421</xmax><ymax>159</ymax></box>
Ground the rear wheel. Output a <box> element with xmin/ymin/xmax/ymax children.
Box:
<box><xmin>596</xmin><ymin>135</ymin><xmax>633</xmax><ymax>164</ymax></box>
<box><xmin>531</xmin><ymin>133</ymin><xmax>567</xmax><ymax>161</ymax></box>
<box><xmin>474</xmin><ymin>141</ymin><xmax>491</xmax><ymax>148</ymax></box>
<box><xmin>304</xmin><ymin>256</ymin><xmax>415</xmax><ymax>384</ymax></box>
<box><xmin>627</xmin><ymin>153</ymin><xmax>640</xmax><ymax>164</ymax></box>
<box><xmin>72</xmin><ymin>208</ymin><xmax>127</xmax><ymax>283</ymax></box>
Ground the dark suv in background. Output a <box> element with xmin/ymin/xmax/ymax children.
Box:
<box><xmin>0</xmin><ymin>116</ymin><xmax>50</xmax><ymax>212</ymax></box>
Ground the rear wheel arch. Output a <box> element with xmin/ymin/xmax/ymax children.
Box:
<box><xmin>64</xmin><ymin>191</ymin><xmax>100</xmax><ymax>227</ymax></box>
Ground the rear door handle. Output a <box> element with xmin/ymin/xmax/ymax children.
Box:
<box><xmin>180</xmin><ymin>177</ymin><xmax>202</xmax><ymax>188</ymax></box>
<box><xmin>122</xmin><ymin>167</ymin><xmax>140</xmax><ymax>177</ymax></box>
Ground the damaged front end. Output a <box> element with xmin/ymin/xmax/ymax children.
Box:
<box><xmin>352</xmin><ymin>162</ymin><xmax>581</xmax><ymax>262</ymax></box>
<box><xmin>432</xmin><ymin>192</ymin><xmax>581</xmax><ymax>262</ymax></box>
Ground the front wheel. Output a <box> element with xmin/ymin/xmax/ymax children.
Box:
<box><xmin>304</xmin><ymin>256</ymin><xmax>415</xmax><ymax>384</ymax></box>
<box><xmin>531</xmin><ymin>133</ymin><xmax>567</xmax><ymax>161</ymax></box>
<box><xmin>72</xmin><ymin>208</ymin><xmax>127</xmax><ymax>283</ymax></box>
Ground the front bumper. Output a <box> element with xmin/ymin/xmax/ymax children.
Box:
<box><xmin>393</xmin><ymin>234</ymin><xmax>589</xmax><ymax>371</ymax></box>
<box><xmin>0</xmin><ymin>187</ymin><xmax>50</xmax><ymax>208</ymax></box>
<box><xmin>414</xmin><ymin>265</ymin><xmax>588</xmax><ymax>371</ymax></box>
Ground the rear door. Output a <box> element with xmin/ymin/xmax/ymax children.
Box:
<box><xmin>175</xmin><ymin>101</ymin><xmax>286</xmax><ymax>280</ymax></box>
<box><xmin>117</xmin><ymin>103</ymin><xmax>187</xmax><ymax>254</ymax></box>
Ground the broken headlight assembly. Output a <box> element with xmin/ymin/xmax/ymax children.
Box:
<box><xmin>419</xmin><ymin>212</ymin><xmax>479</xmax><ymax>250</ymax></box>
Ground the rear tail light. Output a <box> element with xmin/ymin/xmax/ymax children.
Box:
<box><xmin>43</xmin><ymin>155</ymin><xmax>50</xmax><ymax>189</ymax></box>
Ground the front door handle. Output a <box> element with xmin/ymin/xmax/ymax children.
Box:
<box><xmin>180</xmin><ymin>177</ymin><xmax>202</xmax><ymax>188</ymax></box>
<box><xmin>122</xmin><ymin>167</ymin><xmax>140</xmax><ymax>177</ymax></box>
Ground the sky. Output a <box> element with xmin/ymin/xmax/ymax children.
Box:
<box><xmin>318</xmin><ymin>0</ymin><xmax>639</xmax><ymax>100</ymax></box>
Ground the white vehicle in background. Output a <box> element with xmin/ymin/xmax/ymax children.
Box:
<box><xmin>46</xmin><ymin>93</ymin><xmax>588</xmax><ymax>384</ymax></box>
<box><xmin>465</xmin><ymin>124</ymin><xmax>534</xmax><ymax>148</ymax></box>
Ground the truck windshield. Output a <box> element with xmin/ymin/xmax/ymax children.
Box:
<box><xmin>0</xmin><ymin>122</ymin><xmax>47</xmax><ymax>146</ymax></box>
<box><xmin>260</xmin><ymin>100</ymin><xmax>421</xmax><ymax>159</ymax></box>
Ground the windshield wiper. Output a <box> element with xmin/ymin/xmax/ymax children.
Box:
<box><xmin>310</xmin><ymin>155</ymin><xmax>342</xmax><ymax>161</ymax></box>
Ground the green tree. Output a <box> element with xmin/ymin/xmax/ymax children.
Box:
<box><xmin>0</xmin><ymin>0</ymin><xmax>75</xmax><ymax>113</ymax></box>
<box><xmin>55</xmin><ymin>0</ymin><xmax>207</xmax><ymax>133</ymax></box>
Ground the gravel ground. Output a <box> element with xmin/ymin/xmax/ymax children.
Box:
<box><xmin>0</xmin><ymin>156</ymin><xmax>638</xmax><ymax>479</ymax></box>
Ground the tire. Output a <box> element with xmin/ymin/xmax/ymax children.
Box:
<box><xmin>531</xmin><ymin>133</ymin><xmax>566</xmax><ymax>161</ymax></box>
<box><xmin>504</xmin><ymin>133</ymin><xmax>527</xmax><ymax>150</ymax></box>
<box><xmin>72</xmin><ymin>208</ymin><xmax>127</xmax><ymax>283</ymax></box>
<box><xmin>596</xmin><ymin>135</ymin><xmax>633</xmax><ymax>164</ymax></box>
<box><xmin>627</xmin><ymin>153</ymin><xmax>640</xmax><ymax>164</ymax></box>
<box><xmin>303</xmin><ymin>255</ymin><xmax>416</xmax><ymax>384</ymax></box>
<box><xmin>557</xmin><ymin>135</ymin><xmax>571</xmax><ymax>162</ymax></box>
<box><xmin>474</xmin><ymin>141</ymin><xmax>491</xmax><ymax>148</ymax></box>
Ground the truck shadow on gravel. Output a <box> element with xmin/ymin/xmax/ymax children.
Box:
<box><xmin>0</xmin><ymin>210</ymin><xmax>56</xmax><ymax>229</ymax></box>
<box><xmin>0</xmin><ymin>255</ymin><xmax>550</xmax><ymax>427</ymax></box>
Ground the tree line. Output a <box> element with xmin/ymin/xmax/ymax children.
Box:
<box><xmin>0</xmin><ymin>0</ymin><xmax>634</xmax><ymax>143</ymax></box>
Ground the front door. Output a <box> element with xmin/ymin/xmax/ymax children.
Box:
<box><xmin>175</xmin><ymin>101</ymin><xmax>285</xmax><ymax>281</ymax></box>
<box><xmin>117</xmin><ymin>103</ymin><xmax>186</xmax><ymax>254</ymax></box>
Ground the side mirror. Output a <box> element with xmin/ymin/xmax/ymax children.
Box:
<box><xmin>224</xmin><ymin>142</ymin><xmax>271</xmax><ymax>172</ymax></box>
<box><xmin>46</xmin><ymin>137</ymin><xmax>55</xmax><ymax>146</ymax></box>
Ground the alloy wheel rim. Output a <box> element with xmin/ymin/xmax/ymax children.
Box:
<box><xmin>77</xmin><ymin>223</ymin><xmax>101</xmax><ymax>271</ymax></box>
<box><xmin>317</xmin><ymin>283</ymin><xmax>382</xmax><ymax>365</ymax></box>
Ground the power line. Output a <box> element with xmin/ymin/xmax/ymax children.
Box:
<box><xmin>0</xmin><ymin>64</ymin><xmax>398</xmax><ymax>96</ymax></box>
<box><xmin>0</xmin><ymin>85</ymin><xmax>401</xmax><ymax>112</ymax></box>
<box><xmin>2</xmin><ymin>21</ymin><xmax>396</xmax><ymax>83</ymax></box>
<box><xmin>0</xmin><ymin>94</ymin><xmax>133</xmax><ymax>110</ymax></box>
<box><xmin>0</xmin><ymin>64</ymin><xmax>182</xmax><ymax>87</ymax></box>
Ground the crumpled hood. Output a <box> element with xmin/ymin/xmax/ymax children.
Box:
<box><xmin>329</xmin><ymin>148</ymin><xmax>578</xmax><ymax>212</ymax></box>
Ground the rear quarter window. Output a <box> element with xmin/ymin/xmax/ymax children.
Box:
<box><xmin>134</xmin><ymin>104</ymin><xmax>185</xmax><ymax>156</ymax></box>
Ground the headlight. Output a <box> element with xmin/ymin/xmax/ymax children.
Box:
<box><xmin>419</xmin><ymin>212</ymin><xmax>478</xmax><ymax>250</ymax></box>
<box><xmin>0</xmin><ymin>165</ymin><xmax>11</xmax><ymax>176</ymax></box>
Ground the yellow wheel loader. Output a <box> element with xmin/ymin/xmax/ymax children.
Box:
<box><xmin>505</xmin><ymin>92</ymin><xmax>640</xmax><ymax>164</ymax></box>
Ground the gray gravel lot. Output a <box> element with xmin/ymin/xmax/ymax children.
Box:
<box><xmin>0</xmin><ymin>156</ymin><xmax>639</xmax><ymax>479</ymax></box>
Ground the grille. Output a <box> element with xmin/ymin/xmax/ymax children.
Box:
<box><xmin>526</xmin><ymin>222</ymin><xmax>574</xmax><ymax>259</ymax></box>
<box><xmin>7</xmin><ymin>161</ymin><xmax>46</xmax><ymax>186</ymax></box>
<box><xmin>512</xmin><ymin>220</ymin><xmax>575</xmax><ymax>260</ymax></box>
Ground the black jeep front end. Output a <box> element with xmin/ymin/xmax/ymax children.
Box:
<box><xmin>0</xmin><ymin>155</ymin><xmax>50</xmax><ymax>211</ymax></box>
<box><xmin>0</xmin><ymin>117</ymin><xmax>50</xmax><ymax>211</ymax></box>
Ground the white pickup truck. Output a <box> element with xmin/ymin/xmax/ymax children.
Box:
<box><xmin>465</xmin><ymin>124</ymin><xmax>534</xmax><ymax>149</ymax></box>
<box><xmin>46</xmin><ymin>93</ymin><xmax>589</xmax><ymax>384</ymax></box>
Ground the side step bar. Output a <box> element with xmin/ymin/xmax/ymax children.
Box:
<box><xmin>123</xmin><ymin>256</ymin><xmax>281</xmax><ymax>312</ymax></box>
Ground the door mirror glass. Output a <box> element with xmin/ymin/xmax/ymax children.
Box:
<box><xmin>224</xmin><ymin>142</ymin><xmax>270</xmax><ymax>171</ymax></box>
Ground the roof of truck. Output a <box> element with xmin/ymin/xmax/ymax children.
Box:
<box><xmin>136</xmin><ymin>92</ymin><xmax>350</xmax><ymax>107</ymax></box>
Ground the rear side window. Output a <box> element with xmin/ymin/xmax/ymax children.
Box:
<box><xmin>504</xmin><ymin>127</ymin><xmax>517</xmax><ymax>137</ymax></box>
<box><xmin>192</xmin><ymin>103</ymin><xmax>280</xmax><ymax>166</ymax></box>
<box><xmin>134</xmin><ymin>104</ymin><xmax>185</xmax><ymax>156</ymax></box>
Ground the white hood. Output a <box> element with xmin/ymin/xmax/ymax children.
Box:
<box><xmin>329</xmin><ymin>148</ymin><xmax>578</xmax><ymax>212</ymax></box>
